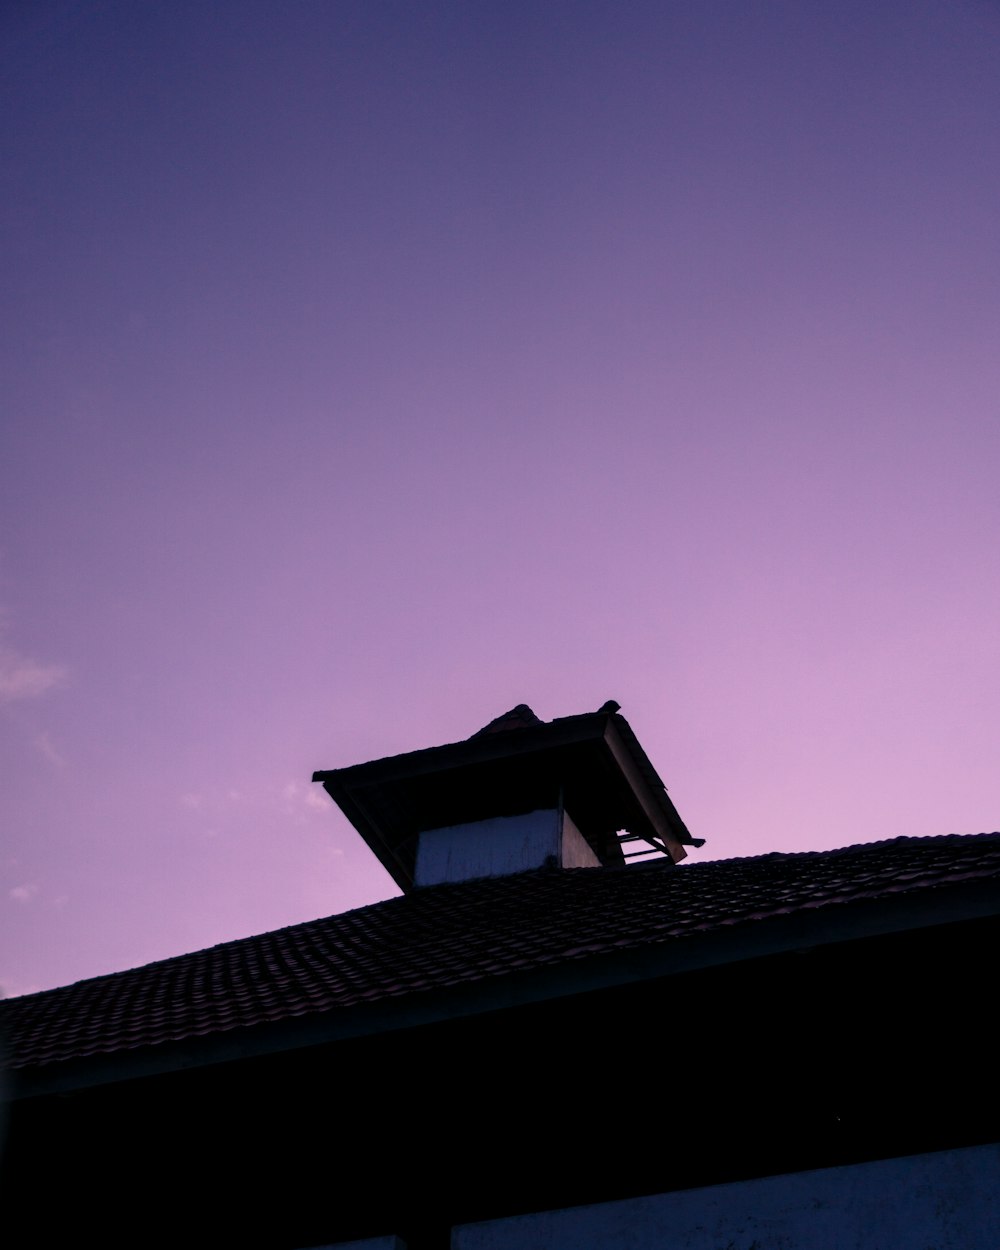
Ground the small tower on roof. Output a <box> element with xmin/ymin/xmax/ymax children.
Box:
<box><xmin>313</xmin><ymin>701</ymin><xmax>702</xmax><ymax>891</ymax></box>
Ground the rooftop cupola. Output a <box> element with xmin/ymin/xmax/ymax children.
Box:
<box><xmin>312</xmin><ymin>701</ymin><xmax>702</xmax><ymax>891</ymax></box>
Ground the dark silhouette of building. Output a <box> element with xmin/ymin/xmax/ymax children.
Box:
<box><xmin>2</xmin><ymin>704</ymin><xmax>998</xmax><ymax>1248</ymax></box>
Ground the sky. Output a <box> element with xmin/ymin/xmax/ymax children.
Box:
<box><xmin>2</xmin><ymin>0</ymin><xmax>998</xmax><ymax>997</ymax></box>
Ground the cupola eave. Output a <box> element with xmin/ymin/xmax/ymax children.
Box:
<box><xmin>312</xmin><ymin>704</ymin><xmax>702</xmax><ymax>893</ymax></box>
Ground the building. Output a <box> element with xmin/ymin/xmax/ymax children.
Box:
<box><xmin>2</xmin><ymin>703</ymin><xmax>999</xmax><ymax>1248</ymax></box>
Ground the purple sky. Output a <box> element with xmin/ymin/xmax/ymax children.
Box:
<box><xmin>3</xmin><ymin>1</ymin><xmax>999</xmax><ymax>997</ymax></box>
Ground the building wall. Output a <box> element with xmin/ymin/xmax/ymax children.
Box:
<box><xmin>414</xmin><ymin>809</ymin><xmax>599</xmax><ymax>885</ymax></box>
<box><xmin>454</xmin><ymin>1144</ymin><xmax>1000</xmax><ymax>1250</ymax></box>
<box><xmin>316</xmin><ymin>1239</ymin><xmax>405</xmax><ymax>1250</ymax></box>
<box><xmin>559</xmin><ymin>807</ymin><xmax>600</xmax><ymax>868</ymax></box>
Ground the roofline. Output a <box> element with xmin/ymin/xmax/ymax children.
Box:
<box><xmin>12</xmin><ymin>876</ymin><xmax>999</xmax><ymax>1101</ymax></box>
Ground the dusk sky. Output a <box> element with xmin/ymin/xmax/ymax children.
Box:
<box><xmin>2</xmin><ymin>1</ymin><xmax>998</xmax><ymax>997</ymax></box>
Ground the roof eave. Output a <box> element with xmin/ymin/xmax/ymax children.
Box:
<box><xmin>13</xmin><ymin>876</ymin><xmax>1000</xmax><ymax>1101</ymax></box>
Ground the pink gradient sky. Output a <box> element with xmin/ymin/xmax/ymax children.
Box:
<box><xmin>2</xmin><ymin>1</ymin><xmax>998</xmax><ymax>996</ymax></box>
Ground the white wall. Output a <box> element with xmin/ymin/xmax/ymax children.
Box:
<box><xmin>454</xmin><ymin>1143</ymin><xmax>1000</xmax><ymax>1250</ymax></box>
<box><xmin>560</xmin><ymin>808</ymin><xmax>600</xmax><ymax>869</ymax></box>
<box><xmin>414</xmin><ymin>810</ymin><xmax>562</xmax><ymax>886</ymax></box>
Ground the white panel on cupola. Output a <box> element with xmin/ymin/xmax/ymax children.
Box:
<box><xmin>413</xmin><ymin>808</ymin><xmax>600</xmax><ymax>887</ymax></box>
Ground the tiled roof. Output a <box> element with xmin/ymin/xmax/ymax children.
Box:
<box><xmin>3</xmin><ymin>833</ymin><xmax>999</xmax><ymax>1074</ymax></box>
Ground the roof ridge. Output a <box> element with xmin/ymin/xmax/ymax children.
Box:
<box><xmin>681</xmin><ymin>831</ymin><xmax>1000</xmax><ymax>870</ymax></box>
